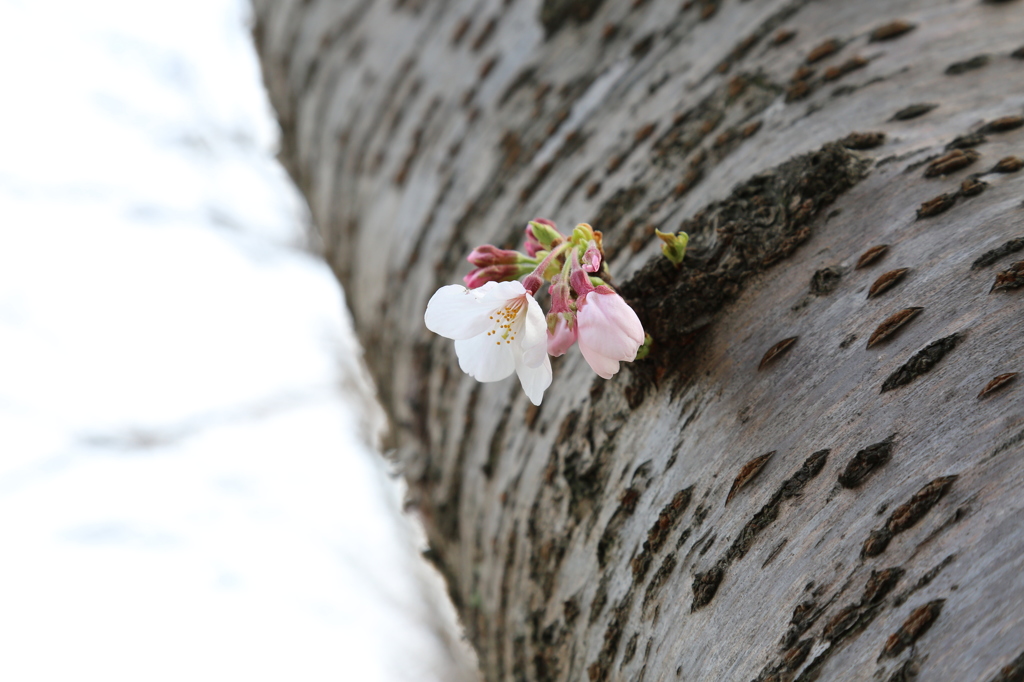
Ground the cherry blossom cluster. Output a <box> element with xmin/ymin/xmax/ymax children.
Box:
<box><xmin>424</xmin><ymin>219</ymin><xmax>645</xmax><ymax>405</ymax></box>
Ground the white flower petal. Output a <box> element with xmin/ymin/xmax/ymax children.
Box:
<box><xmin>476</xmin><ymin>280</ymin><xmax>527</xmax><ymax>308</ymax></box>
<box><xmin>424</xmin><ymin>284</ymin><xmax>495</xmax><ymax>340</ymax></box>
<box><xmin>518</xmin><ymin>295</ymin><xmax>549</xmax><ymax>368</ymax></box>
<box><xmin>515</xmin><ymin>352</ymin><xmax>552</xmax><ymax>405</ymax></box>
<box><xmin>427</xmin><ymin>278</ymin><xmax>552</xmax><ymax>401</ymax></box>
<box><xmin>454</xmin><ymin>333</ymin><xmax>516</xmax><ymax>382</ymax></box>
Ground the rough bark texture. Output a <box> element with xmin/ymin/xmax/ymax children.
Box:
<box><xmin>252</xmin><ymin>0</ymin><xmax>1024</xmax><ymax>679</ymax></box>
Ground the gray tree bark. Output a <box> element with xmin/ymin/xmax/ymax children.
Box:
<box><xmin>252</xmin><ymin>0</ymin><xmax>1024</xmax><ymax>679</ymax></box>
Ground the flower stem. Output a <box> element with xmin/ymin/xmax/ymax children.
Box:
<box><xmin>522</xmin><ymin>241</ymin><xmax>572</xmax><ymax>294</ymax></box>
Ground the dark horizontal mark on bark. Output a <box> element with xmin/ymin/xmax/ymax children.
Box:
<box><xmin>924</xmin><ymin>149</ymin><xmax>979</xmax><ymax>177</ymax></box>
<box><xmin>916</xmin><ymin>192</ymin><xmax>957</xmax><ymax>218</ymax></box>
<box><xmin>867</xmin><ymin>307</ymin><xmax>923</xmax><ymax>348</ymax></box>
<box><xmin>979</xmin><ymin>115</ymin><xmax>1023</xmax><ymax>134</ymax></box>
<box><xmin>759</xmin><ymin>337</ymin><xmax>798</xmax><ymax>370</ymax></box>
<box><xmin>870</xmin><ymin>20</ymin><xmax>915</xmax><ymax>42</ymax></box>
<box><xmin>992</xmin><ymin>156</ymin><xmax>1023</xmax><ymax>174</ymax></box>
<box><xmin>945</xmin><ymin>54</ymin><xmax>990</xmax><ymax>75</ymax></box>
<box><xmin>856</xmin><ymin>244</ymin><xmax>889</xmax><ymax>269</ymax></box>
<box><xmin>880</xmin><ymin>333</ymin><xmax>962</xmax><ymax>393</ymax></box>
<box><xmin>867</xmin><ymin>267</ymin><xmax>909</xmax><ymax>297</ymax></box>
<box><xmin>881</xmin><ymin>600</ymin><xmax>945</xmax><ymax>658</ymax></box>
<box><xmin>978</xmin><ymin>373</ymin><xmax>1018</xmax><ymax>399</ymax></box>
<box><xmin>971</xmin><ymin>237</ymin><xmax>1024</xmax><ymax>269</ymax></box>
<box><xmin>947</xmin><ymin>131</ymin><xmax>987</xmax><ymax>150</ymax></box>
<box><xmin>761</xmin><ymin>566</ymin><xmax>906</xmax><ymax>681</ymax></box>
<box><xmin>862</xmin><ymin>476</ymin><xmax>957</xmax><ymax>557</ymax></box>
<box><xmin>631</xmin><ymin>487</ymin><xmax>694</xmax><ymax>580</ymax></box>
<box><xmin>841</xmin><ymin>131</ymin><xmax>886</xmax><ymax>150</ymax></box>
<box><xmin>726</xmin><ymin>452</ymin><xmax>774</xmax><ymax>505</ymax></box>
<box><xmin>891</xmin><ymin>103</ymin><xmax>937</xmax><ymax>121</ymax></box>
<box><xmin>839</xmin><ymin>436</ymin><xmax>895</xmax><ymax>489</ymax></box>
<box><xmin>991</xmin><ymin>261</ymin><xmax>1024</xmax><ymax>292</ymax></box>
<box><xmin>961</xmin><ymin>176</ymin><xmax>988</xmax><ymax>197</ymax></box>
<box><xmin>692</xmin><ymin>450</ymin><xmax>828</xmax><ymax>610</ymax></box>
<box><xmin>862</xmin><ymin>567</ymin><xmax>905</xmax><ymax>604</ymax></box>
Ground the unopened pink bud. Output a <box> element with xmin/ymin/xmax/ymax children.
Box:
<box><xmin>524</xmin><ymin>229</ymin><xmax>543</xmax><ymax>258</ymax></box>
<box><xmin>464</xmin><ymin>264</ymin><xmax>525</xmax><ymax>289</ymax></box>
<box><xmin>467</xmin><ymin>244</ymin><xmax>523</xmax><ymax>267</ymax></box>
<box><xmin>526</xmin><ymin>218</ymin><xmax>563</xmax><ymax>257</ymax></box>
<box><xmin>583</xmin><ymin>239</ymin><xmax>602</xmax><ymax>273</ymax></box>
<box><xmin>521</xmin><ymin>271</ymin><xmax>544</xmax><ymax>295</ymax></box>
<box><xmin>547</xmin><ymin>314</ymin><xmax>578</xmax><ymax>357</ymax></box>
<box><xmin>548</xmin><ymin>274</ymin><xmax>573</xmax><ymax>314</ymax></box>
<box><xmin>569</xmin><ymin>249</ymin><xmax>596</xmax><ymax>298</ymax></box>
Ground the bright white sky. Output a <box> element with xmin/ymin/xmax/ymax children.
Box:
<box><xmin>0</xmin><ymin>1</ymin><xmax>466</xmax><ymax>680</ymax></box>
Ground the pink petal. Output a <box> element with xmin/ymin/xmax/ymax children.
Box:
<box><xmin>583</xmin><ymin>241</ymin><xmax>601</xmax><ymax>273</ymax></box>
<box><xmin>577</xmin><ymin>293</ymin><xmax>644</xmax><ymax>360</ymax></box>
<box><xmin>547</xmin><ymin>317</ymin><xmax>577</xmax><ymax>357</ymax></box>
<box><xmin>577</xmin><ymin>340</ymin><xmax>622</xmax><ymax>379</ymax></box>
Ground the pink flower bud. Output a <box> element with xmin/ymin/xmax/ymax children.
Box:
<box><xmin>569</xmin><ymin>250</ymin><xmax>596</xmax><ymax>298</ymax></box>
<box><xmin>524</xmin><ymin>229</ymin><xmax>543</xmax><ymax>258</ymax></box>
<box><xmin>467</xmin><ymin>244</ymin><xmax>523</xmax><ymax>267</ymax></box>
<box><xmin>463</xmin><ymin>264</ymin><xmax>527</xmax><ymax>289</ymax></box>
<box><xmin>547</xmin><ymin>314</ymin><xmax>578</xmax><ymax>356</ymax></box>
<box><xmin>548</xmin><ymin>273</ymin><xmax>573</xmax><ymax>314</ymax></box>
<box><xmin>545</xmin><ymin>274</ymin><xmax>578</xmax><ymax>356</ymax></box>
<box><xmin>526</xmin><ymin>218</ymin><xmax>563</xmax><ymax>257</ymax></box>
<box><xmin>576</xmin><ymin>290</ymin><xmax>645</xmax><ymax>379</ymax></box>
<box><xmin>521</xmin><ymin>271</ymin><xmax>544</xmax><ymax>295</ymax></box>
<box><xmin>582</xmin><ymin>239</ymin><xmax>602</xmax><ymax>273</ymax></box>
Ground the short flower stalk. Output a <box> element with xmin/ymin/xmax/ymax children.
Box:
<box><xmin>425</xmin><ymin>219</ymin><xmax>646</xmax><ymax>404</ymax></box>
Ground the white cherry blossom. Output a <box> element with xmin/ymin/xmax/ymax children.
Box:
<box><xmin>424</xmin><ymin>281</ymin><xmax>552</xmax><ymax>405</ymax></box>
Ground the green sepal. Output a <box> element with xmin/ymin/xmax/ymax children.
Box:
<box><xmin>570</xmin><ymin>222</ymin><xmax>596</xmax><ymax>247</ymax></box>
<box><xmin>528</xmin><ymin>221</ymin><xmax>564</xmax><ymax>250</ymax></box>
<box><xmin>634</xmin><ymin>333</ymin><xmax>653</xmax><ymax>361</ymax></box>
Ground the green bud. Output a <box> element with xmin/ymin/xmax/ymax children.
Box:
<box><xmin>656</xmin><ymin>229</ymin><xmax>689</xmax><ymax>267</ymax></box>
<box><xmin>634</xmin><ymin>333</ymin><xmax>653</xmax><ymax>361</ymax></box>
<box><xmin>570</xmin><ymin>222</ymin><xmax>596</xmax><ymax>248</ymax></box>
<box><xmin>527</xmin><ymin>221</ymin><xmax>564</xmax><ymax>250</ymax></box>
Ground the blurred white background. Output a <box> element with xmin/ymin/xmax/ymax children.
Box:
<box><xmin>0</xmin><ymin>1</ymin><xmax>471</xmax><ymax>680</ymax></box>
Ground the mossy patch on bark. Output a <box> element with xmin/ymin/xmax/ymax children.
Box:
<box><xmin>620</xmin><ymin>141</ymin><xmax>870</xmax><ymax>380</ymax></box>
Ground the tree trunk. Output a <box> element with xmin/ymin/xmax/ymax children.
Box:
<box><xmin>252</xmin><ymin>0</ymin><xmax>1024</xmax><ymax>679</ymax></box>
